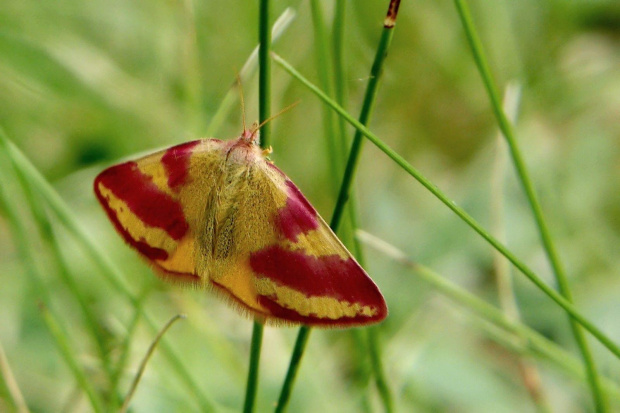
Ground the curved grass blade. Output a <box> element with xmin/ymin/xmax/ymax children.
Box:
<box><xmin>0</xmin><ymin>129</ymin><xmax>218</xmax><ymax>412</ymax></box>
<box><xmin>452</xmin><ymin>0</ymin><xmax>605</xmax><ymax>409</ymax></box>
<box><xmin>271</xmin><ymin>52</ymin><xmax>620</xmax><ymax>360</ymax></box>
<box><xmin>357</xmin><ymin>230</ymin><xmax>620</xmax><ymax>404</ymax></box>
<box><xmin>0</xmin><ymin>342</ymin><xmax>30</xmax><ymax>413</ymax></box>
<box><xmin>41</xmin><ymin>305</ymin><xmax>106</xmax><ymax>413</ymax></box>
<box><xmin>120</xmin><ymin>314</ymin><xmax>186</xmax><ymax>413</ymax></box>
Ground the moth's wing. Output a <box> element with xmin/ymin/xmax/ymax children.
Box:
<box><xmin>204</xmin><ymin>162</ymin><xmax>388</xmax><ymax>327</ymax></box>
<box><xmin>94</xmin><ymin>139</ymin><xmax>223</xmax><ymax>284</ymax></box>
<box><xmin>96</xmin><ymin>138</ymin><xmax>387</xmax><ymax>327</ymax></box>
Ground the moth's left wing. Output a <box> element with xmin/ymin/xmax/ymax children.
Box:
<box><xmin>94</xmin><ymin>139</ymin><xmax>224</xmax><ymax>284</ymax></box>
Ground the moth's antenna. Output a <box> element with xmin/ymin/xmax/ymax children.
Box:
<box><xmin>236</xmin><ymin>73</ymin><xmax>247</xmax><ymax>131</ymax></box>
<box><xmin>252</xmin><ymin>101</ymin><xmax>300</xmax><ymax>134</ymax></box>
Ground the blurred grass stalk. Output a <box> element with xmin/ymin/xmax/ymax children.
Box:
<box><xmin>1</xmin><ymin>127</ymin><xmax>214</xmax><ymax>411</ymax></box>
<box><xmin>0</xmin><ymin>300</ymin><xmax>29</xmax><ymax>413</ymax></box>
<box><xmin>310</xmin><ymin>0</ymin><xmax>341</xmax><ymax>187</ymax></box>
<box><xmin>0</xmin><ymin>139</ymin><xmax>106</xmax><ymax>412</ymax></box>
<box><xmin>276</xmin><ymin>1</ymin><xmax>401</xmax><ymax>412</ymax></box>
<box><xmin>491</xmin><ymin>83</ymin><xmax>550</xmax><ymax>411</ymax></box>
<box><xmin>3</xmin><ymin>120</ymin><xmax>119</xmax><ymax>401</ymax></box>
<box><xmin>0</xmin><ymin>90</ymin><xmax>219</xmax><ymax>412</ymax></box>
<box><xmin>331</xmin><ymin>4</ymin><xmax>377</xmax><ymax>410</ymax></box>
<box><xmin>40</xmin><ymin>304</ymin><xmax>106</xmax><ymax>413</ymax></box>
<box><xmin>357</xmin><ymin>230</ymin><xmax>620</xmax><ymax>404</ymax></box>
<box><xmin>452</xmin><ymin>0</ymin><xmax>605</xmax><ymax>410</ymax></box>
<box><xmin>110</xmin><ymin>292</ymin><xmax>148</xmax><ymax>408</ymax></box>
<box><xmin>205</xmin><ymin>7</ymin><xmax>295</xmax><ymax>137</ymax></box>
<box><xmin>271</xmin><ymin>52</ymin><xmax>620</xmax><ymax>360</ymax></box>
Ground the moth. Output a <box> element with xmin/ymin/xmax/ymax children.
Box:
<box><xmin>94</xmin><ymin>125</ymin><xmax>387</xmax><ymax>327</ymax></box>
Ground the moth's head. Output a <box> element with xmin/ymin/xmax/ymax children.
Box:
<box><xmin>240</xmin><ymin>122</ymin><xmax>260</xmax><ymax>146</ymax></box>
<box><xmin>226</xmin><ymin>125</ymin><xmax>262</xmax><ymax>164</ymax></box>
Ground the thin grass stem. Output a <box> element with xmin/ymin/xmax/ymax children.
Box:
<box><xmin>331</xmin><ymin>2</ymin><xmax>370</xmax><ymax>409</ymax></box>
<box><xmin>0</xmin><ymin>149</ymin><xmax>99</xmax><ymax>411</ymax></box>
<box><xmin>40</xmin><ymin>305</ymin><xmax>106</xmax><ymax>413</ymax></box>
<box><xmin>331</xmin><ymin>5</ymin><xmax>376</xmax><ymax>411</ymax></box>
<box><xmin>367</xmin><ymin>327</ymin><xmax>393</xmax><ymax>413</ymax></box>
<box><xmin>0</xmin><ymin>342</ymin><xmax>30</xmax><ymax>413</ymax></box>
<box><xmin>11</xmin><ymin>161</ymin><xmax>116</xmax><ymax>396</ymax></box>
<box><xmin>277</xmin><ymin>3</ymin><xmax>401</xmax><ymax>410</ymax></box>
<box><xmin>274</xmin><ymin>327</ymin><xmax>311</xmax><ymax>413</ymax></box>
<box><xmin>178</xmin><ymin>0</ymin><xmax>202</xmax><ymax>133</ymax></box>
<box><xmin>452</xmin><ymin>1</ymin><xmax>605</xmax><ymax>410</ymax></box>
<box><xmin>350</xmin><ymin>329</ymin><xmax>373</xmax><ymax>413</ymax></box>
<box><xmin>0</xmin><ymin>129</ymin><xmax>218</xmax><ymax>413</ymax></box>
<box><xmin>491</xmin><ymin>83</ymin><xmax>551</xmax><ymax>412</ymax></box>
<box><xmin>258</xmin><ymin>0</ymin><xmax>272</xmax><ymax>149</ymax></box>
<box><xmin>342</xmin><ymin>2</ymin><xmax>402</xmax><ymax>410</ymax></box>
<box><xmin>310</xmin><ymin>0</ymin><xmax>340</xmax><ymax>183</ymax></box>
<box><xmin>330</xmin><ymin>10</ymin><xmax>396</xmax><ymax>232</ymax></box>
<box><xmin>357</xmin><ymin>230</ymin><xmax>620</xmax><ymax>403</ymax></box>
<box><xmin>244</xmin><ymin>321</ymin><xmax>264</xmax><ymax>413</ymax></box>
<box><xmin>120</xmin><ymin>314</ymin><xmax>186</xmax><ymax>413</ymax></box>
<box><xmin>330</xmin><ymin>0</ymin><xmax>357</xmax><ymax>256</ymax></box>
<box><xmin>271</xmin><ymin>53</ymin><xmax>620</xmax><ymax>360</ymax></box>
<box><xmin>205</xmin><ymin>8</ymin><xmax>295</xmax><ymax>137</ymax></box>
<box><xmin>109</xmin><ymin>290</ymin><xmax>149</xmax><ymax>403</ymax></box>
<box><xmin>243</xmin><ymin>1</ymin><xmax>272</xmax><ymax>411</ymax></box>
<box><xmin>332</xmin><ymin>0</ymin><xmax>349</xmax><ymax>158</ymax></box>
<box><xmin>0</xmin><ymin>149</ymin><xmax>52</xmax><ymax>308</ymax></box>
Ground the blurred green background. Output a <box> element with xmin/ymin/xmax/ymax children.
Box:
<box><xmin>1</xmin><ymin>0</ymin><xmax>620</xmax><ymax>412</ymax></box>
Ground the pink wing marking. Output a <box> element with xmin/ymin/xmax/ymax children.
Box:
<box><xmin>94</xmin><ymin>161</ymin><xmax>189</xmax><ymax>260</ymax></box>
<box><xmin>274</xmin><ymin>180</ymin><xmax>319</xmax><ymax>241</ymax></box>
<box><xmin>250</xmin><ymin>245</ymin><xmax>386</xmax><ymax>315</ymax></box>
<box><xmin>161</xmin><ymin>140</ymin><xmax>202</xmax><ymax>190</ymax></box>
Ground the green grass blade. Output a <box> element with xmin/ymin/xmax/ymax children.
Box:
<box><xmin>271</xmin><ymin>53</ymin><xmax>620</xmax><ymax>360</ymax></box>
<box><xmin>349</xmin><ymin>329</ymin><xmax>373</xmax><ymax>413</ymax></box>
<box><xmin>310</xmin><ymin>0</ymin><xmax>341</xmax><ymax>184</ymax></box>
<box><xmin>244</xmin><ymin>321</ymin><xmax>264</xmax><ymax>413</ymax></box>
<box><xmin>109</xmin><ymin>291</ymin><xmax>148</xmax><ymax>404</ymax></box>
<box><xmin>276</xmin><ymin>4</ymin><xmax>402</xmax><ymax>407</ymax></box>
<box><xmin>330</xmin><ymin>5</ymin><xmax>397</xmax><ymax>249</ymax></box>
<box><xmin>0</xmin><ymin>147</ymin><xmax>52</xmax><ymax>305</ymax></box>
<box><xmin>120</xmin><ymin>314</ymin><xmax>186</xmax><ymax>413</ymax></box>
<box><xmin>205</xmin><ymin>7</ymin><xmax>296</xmax><ymax>137</ymax></box>
<box><xmin>0</xmin><ymin>342</ymin><xmax>30</xmax><ymax>413</ymax></box>
<box><xmin>274</xmin><ymin>327</ymin><xmax>312</xmax><ymax>413</ymax></box>
<box><xmin>7</xmin><ymin>153</ymin><xmax>116</xmax><ymax>396</ymax></box>
<box><xmin>276</xmin><ymin>2</ymin><xmax>341</xmax><ymax>410</ymax></box>
<box><xmin>258</xmin><ymin>0</ymin><xmax>272</xmax><ymax>149</ymax></box>
<box><xmin>357</xmin><ymin>230</ymin><xmax>620</xmax><ymax>403</ymax></box>
<box><xmin>0</xmin><ymin>145</ymin><xmax>97</xmax><ymax>411</ymax></box>
<box><xmin>243</xmin><ymin>1</ymin><xmax>273</xmax><ymax>411</ymax></box>
<box><xmin>451</xmin><ymin>0</ymin><xmax>605</xmax><ymax>410</ymax></box>
<box><xmin>333</xmin><ymin>2</ymin><xmax>402</xmax><ymax>411</ymax></box>
<box><xmin>491</xmin><ymin>83</ymin><xmax>551</xmax><ymax>411</ymax></box>
<box><xmin>40</xmin><ymin>305</ymin><xmax>106</xmax><ymax>413</ymax></box>
<box><xmin>332</xmin><ymin>0</ymin><xmax>349</xmax><ymax>158</ymax></box>
<box><xmin>0</xmin><ymin>129</ymin><xmax>218</xmax><ymax>412</ymax></box>
<box><xmin>367</xmin><ymin>326</ymin><xmax>393</xmax><ymax>413</ymax></box>
<box><xmin>330</xmin><ymin>9</ymin><xmax>372</xmax><ymax>408</ymax></box>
